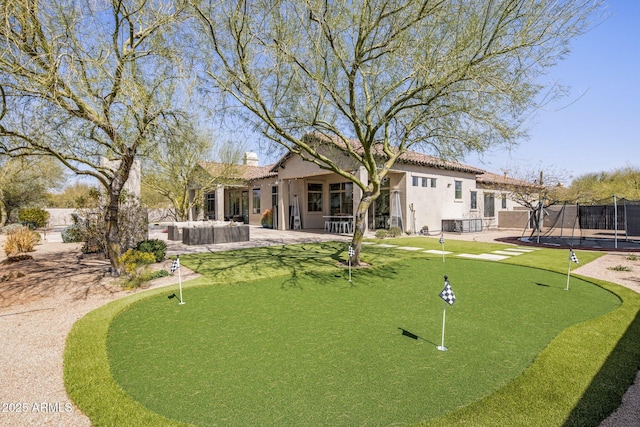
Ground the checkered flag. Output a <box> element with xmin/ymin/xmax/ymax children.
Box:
<box><xmin>439</xmin><ymin>280</ymin><xmax>456</xmax><ymax>306</ymax></box>
<box><xmin>439</xmin><ymin>235</ymin><xmax>445</xmax><ymax>245</ymax></box>
<box><xmin>348</xmin><ymin>245</ymin><xmax>355</xmax><ymax>258</ymax></box>
<box><xmin>170</xmin><ymin>257</ymin><xmax>180</xmax><ymax>273</ymax></box>
<box><xmin>569</xmin><ymin>249</ymin><xmax>579</xmax><ymax>264</ymax></box>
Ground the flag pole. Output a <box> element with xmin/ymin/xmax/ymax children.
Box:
<box><xmin>565</xmin><ymin>256</ymin><xmax>571</xmax><ymax>291</ymax></box>
<box><xmin>178</xmin><ymin>262</ymin><xmax>184</xmax><ymax>304</ymax></box>
<box><xmin>348</xmin><ymin>245</ymin><xmax>354</xmax><ymax>282</ymax></box>
<box><xmin>171</xmin><ymin>256</ymin><xmax>185</xmax><ymax>304</ymax></box>
<box><xmin>438</xmin><ymin>300</ymin><xmax>447</xmax><ymax>351</ymax></box>
<box><xmin>437</xmin><ymin>275</ymin><xmax>454</xmax><ymax>352</ymax></box>
<box><xmin>566</xmin><ymin>249</ymin><xmax>579</xmax><ymax>291</ymax></box>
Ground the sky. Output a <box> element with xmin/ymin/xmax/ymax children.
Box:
<box><xmin>462</xmin><ymin>0</ymin><xmax>640</xmax><ymax>183</ymax></box>
<box><xmin>237</xmin><ymin>0</ymin><xmax>639</xmax><ymax>185</ymax></box>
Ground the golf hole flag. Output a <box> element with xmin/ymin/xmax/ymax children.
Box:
<box><xmin>437</xmin><ymin>276</ymin><xmax>455</xmax><ymax>351</ymax></box>
<box><xmin>170</xmin><ymin>257</ymin><xmax>180</xmax><ymax>273</ymax></box>
<box><xmin>170</xmin><ymin>256</ymin><xmax>185</xmax><ymax>304</ymax></box>
<box><xmin>570</xmin><ymin>249</ymin><xmax>579</xmax><ymax>264</ymax></box>
<box><xmin>566</xmin><ymin>249</ymin><xmax>578</xmax><ymax>291</ymax></box>
<box><xmin>439</xmin><ymin>280</ymin><xmax>456</xmax><ymax>305</ymax></box>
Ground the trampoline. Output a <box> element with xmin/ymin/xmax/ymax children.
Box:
<box><xmin>497</xmin><ymin>197</ymin><xmax>640</xmax><ymax>252</ymax></box>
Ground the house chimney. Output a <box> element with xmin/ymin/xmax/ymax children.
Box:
<box><xmin>243</xmin><ymin>152</ymin><xmax>259</xmax><ymax>166</ymax></box>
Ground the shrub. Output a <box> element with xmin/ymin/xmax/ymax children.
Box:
<box><xmin>1</xmin><ymin>223</ymin><xmax>27</xmax><ymax>235</ymax></box>
<box><xmin>608</xmin><ymin>265</ymin><xmax>632</xmax><ymax>272</ymax></box>
<box><xmin>119</xmin><ymin>249</ymin><xmax>157</xmax><ymax>276</ymax></box>
<box><xmin>135</xmin><ymin>239</ymin><xmax>167</xmax><ymax>263</ymax></box>
<box><xmin>2</xmin><ymin>227</ymin><xmax>41</xmax><ymax>255</ymax></box>
<box><xmin>18</xmin><ymin>208</ymin><xmax>50</xmax><ymax>228</ymax></box>
<box><xmin>388</xmin><ymin>226</ymin><xmax>402</xmax><ymax>237</ymax></box>
<box><xmin>151</xmin><ymin>269</ymin><xmax>169</xmax><ymax>279</ymax></box>
<box><xmin>61</xmin><ymin>223</ymin><xmax>84</xmax><ymax>243</ymax></box>
<box><xmin>119</xmin><ymin>269</ymin><xmax>169</xmax><ymax>289</ymax></box>
<box><xmin>375</xmin><ymin>229</ymin><xmax>389</xmax><ymax>239</ymax></box>
<box><xmin>627</xmin><ymin>254</ymin><xmax>638</xmax><ymax>261</ymax></box>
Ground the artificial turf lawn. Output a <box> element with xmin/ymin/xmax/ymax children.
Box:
<box><xmin>106</xmin><ymin>256</ymin><xmax>619</xmax><ymax>426</ymax></box>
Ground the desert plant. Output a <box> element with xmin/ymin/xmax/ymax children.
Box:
<box><xmin>1</xmin><ymin>223</ymin><xmax>27</xmax><ymax>235</ymax></box>
<box><xmin>120</xmin><ymin>269</ymin><xmax>169</xmax><ymax>289</ymax></box>
<box><xmin>2</xmin><ymin>227</ymin><xmax>41</xmax><ymax>255</ymax></box>
<box><xmin>61</xmin><ymin>222</ymin><xmax>84</xmax><ymax>243</ymax></box>
<box><xmin>388</xmin><ymin>226</ymin><xmax>402</xmax><ymax>237</ymax></box>
<box><xmin>626</xmin><ymin>254</ymin><xmax>638</xmax><ymax>261</ymax></box>
<box><xmin>18</xmin><ymin>208</ymin><xmax>50</xmax><ymax>228</ymax></box>
<box><xmin>135</xmin><ymin>239</ymin><xmax>167</xmax><ymax>263</ymax></box>
<box><xmin>119</xmin><ymin>249</ymin><xmax>157</xmax><ymax>276</ymax></box>
<box><xmin>375</xmin><ymin>229</ymin><xmax>389</xmax><ymax>239</ymax></box>
<box><xmin>608</xmin><ymin>265</ymin><xmax>632</xmax><ymax>272</ymax></box>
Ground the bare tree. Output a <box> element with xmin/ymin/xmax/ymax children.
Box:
<box><xmin>141</xmin><ymin>123</ymin><xmax>247</xmax><ymax>221</ymax></box>
<box><xmin>0</xmin><ymin>1</ymin><xmax>190</xmax><ymax>272</ymax></box>
<box><xmin>494</xmin><ymin>166</ymin><xmax>568</xmax><ymax>238</ymax></box>
<box><xmin>192</xmin><ymin>0</ymin><xmax>603</xmax><ymax>264</ymax></box>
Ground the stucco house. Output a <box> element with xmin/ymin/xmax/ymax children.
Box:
<box><xmin>194</xmin><ymin>145</ymin><xmax>532</xmax><ymax>234</ymax></box>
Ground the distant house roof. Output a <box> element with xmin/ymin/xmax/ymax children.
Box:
<box><xmin>198</xmin><ymin>161</ymin><xmax>277</xmax><ymax>182</ymax></box>
<box><xmin>394</xmin><ymin>150</ymin><xmax>485</xmax><ymax>174</ymax></box>
<box><xmin>476</xmin><ymin>171</ymin><xmax>537</xmax><ymax>188</ymax></box>
<box><xmin>271</xmin><ymin>133</ymin><xmax>485</xmax><ymax>175</ymax></box>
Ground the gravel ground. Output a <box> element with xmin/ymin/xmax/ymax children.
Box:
<box><xmin>0</xmin><ymin>228</ymin><xmax>638</xmax><ymax>426</ymax></box>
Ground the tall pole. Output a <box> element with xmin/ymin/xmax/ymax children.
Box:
<box><xmin>178</xmin><ymin>263</ymin><xmax>184</xmax><ymax>304</ymax></box>
<box><xmin>614</xmin><ymin>194</ymin><xmax>618</xmax><ymax>249</ymax></box>
<box><xmin>438</xmin><ymin>301</ymin><xmax>448</xmax><ymax>351</ymax></box>
<box><xmin>537</xmin><ymin>171</ymin><xmax>544</xmax><ymax>244</ymax></box>
<box><xmin>565</xmin><ymin>255</ymin><xmax>572</xmax><ymax>291</ymax></box>
<box><xmin>537</xmin><ymin>198</ymin><xmax>545</xmax><ymax>244</ymax></box>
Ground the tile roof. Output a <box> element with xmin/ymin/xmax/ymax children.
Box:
<box><xmin>198</xmin><ymin>161</ymin><xmax>277</xmax><ymax>181</ymax></box>
<box><xmin>476</xmin><ymin>171</ymin><xmax>537</xmax><ymax>188</ymax></box>
<box><xmin>272</xmin><ymin>133</ymin><xmax>486</xmax><ymax>174</ymax></box>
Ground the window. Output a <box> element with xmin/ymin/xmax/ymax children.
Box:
<box><xmin>329</xmin><ymin>182</ymin><xmax>353</xmax><ymax>214</ymax></box>
<box><xmin>431</xmin><ymin>178</ymin><xmax>437</xmax><ymax>188</ymax></box>
<box><xmin>470</xmin><ymin>191</ymin><xmax>477</xmax><ymax>209</ymax></box>
<box><xmin>307</xmin><ymin>183</ymin><xmax>323</xmax><ymax>212</ymax></box>
<box><xmin>206</xmin><ymin>193</ymin><xmax>215</xmax><ymax>218</ymax></box>
<box><xmin>272</xmin><ymin>186</ymin><xmax>278</xmax><ymax>207</ymax></box>
<box><xmin>421</xmin><ymin>177</ymin><xmax>428</xmax><ymax>187</ymax></box>
<box><xmin>502</xmin><ymin>194</ymin><xmax>507</xmax><ymax>209</ymax></box>
<box><xmin>252</xmin><ymin>188</ymin><xmax>261</xmax><ymax>214</ymax></box>
<box><xmin>484</xmin><ymin>193</ymin><xmax>495</xmax><ymax>217</ymax></box>
<box><xmin>454</xmin><ymin>181</ymin><xmax>462</xmax><ymax>200</ymax></box>
<box><xmin>412</xmin><ymin>176</ymin><xmax>419</xmax><ymax>187</ymax></box>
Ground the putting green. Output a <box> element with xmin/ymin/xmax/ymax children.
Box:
<box><xmin>107</xmin><ymin>258</ymin><xmax>619</xmax><ymax>426</ymax></box>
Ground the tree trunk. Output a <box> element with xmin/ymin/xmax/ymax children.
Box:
<box><xmin>104</xmin><ymin>156</ymin><xmax>134</xmax><ymax>275</ymax></box>
<box><xmin>350</xmin><ymin>192</ymin><xmax>375</xmax><ymax>266</ymax></box>
<box><xmin>104</xmin><ymin>189</ymin><xmax>123</xmax><ymax>274</ymax></box>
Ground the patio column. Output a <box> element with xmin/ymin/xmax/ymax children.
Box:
<box><xmin>215</xmin><ymin>186</ymin><xmax>225</xmax><ymax>221</ymax></box>
<box><xmin>278</xmin><ymin>180</ymin><xmax>289</xmax><ymax>230</ymax></box>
